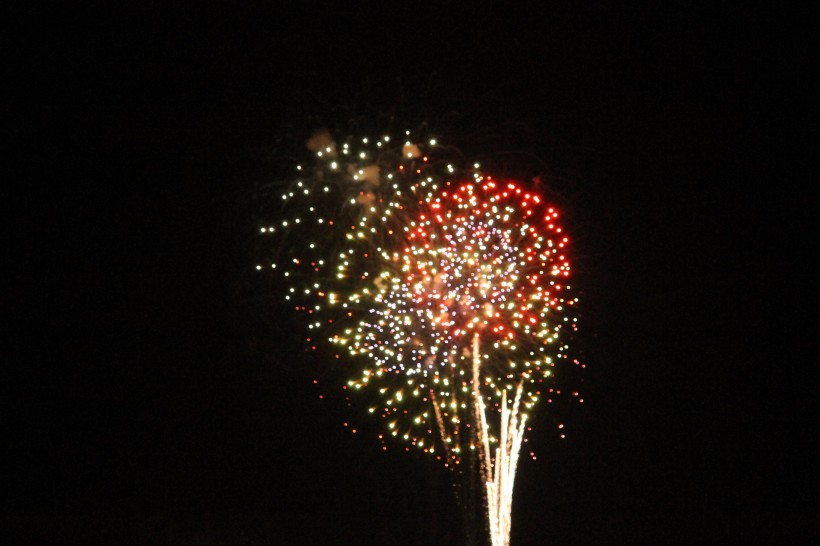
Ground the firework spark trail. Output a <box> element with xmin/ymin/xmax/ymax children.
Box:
<box><xmin>261</xmin><ymin>130</ymin><xmax>581</xmax><ymax>545</ymax></box>
<box><xmin>472</xmin><ymin>332</ymin><xmax>527</xmax><ymax>546</ymax></box>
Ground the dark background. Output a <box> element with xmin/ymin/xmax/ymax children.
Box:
<box><xmin>4</xmin><ymin>2</ymin><xmax>816</xmax><ymax>544</ymax></box>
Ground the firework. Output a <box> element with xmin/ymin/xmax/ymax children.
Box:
<box><xmin>259</xmin><ymin>129</ymin><xmax>580</xmax><ymax>546</ymax></box>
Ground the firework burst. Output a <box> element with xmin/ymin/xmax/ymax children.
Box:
<box><xmin>259</xmin><ymin>129</ymin><xmax>581</xmax><ymax>545</ymax></box>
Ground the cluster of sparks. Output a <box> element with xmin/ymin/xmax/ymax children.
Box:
<box><xmin>259</xmin><ymin>129</ymin><xmax>581</xmax><ymax>466</ymax></box>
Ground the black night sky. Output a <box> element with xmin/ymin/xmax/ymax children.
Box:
<box><xmin>4</xmin><ymin>3</ymin><xmax>816</xmax><ymax>544</ymax></box>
